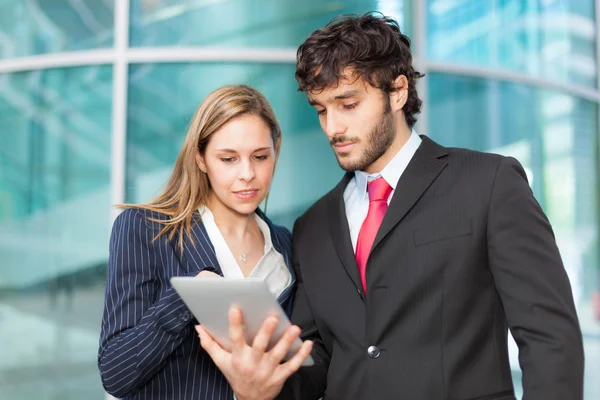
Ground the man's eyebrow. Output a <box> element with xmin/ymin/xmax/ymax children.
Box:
<box><xmin>333</xmin><ymin>89</ymin><xmax>361</xmax><ymax>100</ymax></box>
<box><xmin>308</xmin><ymin>89</ymin><xmax>361</xmax><ymax>106</ymax></box>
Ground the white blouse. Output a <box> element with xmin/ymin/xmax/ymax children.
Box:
<box><xmin>199</xmin><ymin>206</ymin><xmax>291</xmax><ymax>299</ymax></box>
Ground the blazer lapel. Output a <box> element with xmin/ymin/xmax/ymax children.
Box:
<box><xmin>327</xmin><ymin>172</ymin><xmax>363</xmax><ymax>292</ymax></box>
<box><xmin>181</xmin><ymin>214</ymin><xmax>223</xmax><ymax>276</ymax></box>
<box><xmin>371</xmin><ymin>136</ymin><xmax>449</xmax><ymax>253</ymax></box>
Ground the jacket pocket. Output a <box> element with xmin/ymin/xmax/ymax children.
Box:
<box><xmin>414</xmin><ymin>218</ymin><xmax>472</xmax><ymax>246</ymax></box>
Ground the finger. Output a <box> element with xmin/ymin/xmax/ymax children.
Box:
<box><xmin>196</xmin><ymin>270</ymin><xmax>222</xmax><ymax>278</ymax></box>
<box><xmin>273</xmin><ymin>340</ymin><xmax>314</xmax><ymax>383</ymax></box>
<box><xmin>228</xmin><ymin>306</ymin><xmax>247</xmax><ymax>352</ymax></box>
<box><xmin>267</xmin><ymin>325</ymin><xmax>302</xmax><ymax>364</ymax></box>
<box><xmin>251</xmin><ymin>315</ymin><xmax>279</xmax><ymax>356</ymax></box>
<box><xmin>196</xmin><ymin>325</ymin><xmax>229</xmax><ymax>366</ymax></box>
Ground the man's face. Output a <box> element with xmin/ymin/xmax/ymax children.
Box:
<box><xmin>307</xmin><ymin>74</ymin><xmax>398</xmax><ymax>173</ymax></box>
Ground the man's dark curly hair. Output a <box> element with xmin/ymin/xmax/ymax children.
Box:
<box><xmin>296</xmin><ymin>12</ymin><xmax>424</xmax><ymax>128</ymax></box>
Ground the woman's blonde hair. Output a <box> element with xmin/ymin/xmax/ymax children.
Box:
<box><xmin>120</xmin><ymin>84</ymin><xmax>282</xmax><ymax>251</ymax></box>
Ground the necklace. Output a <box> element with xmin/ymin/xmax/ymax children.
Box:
<box><xmin>241</xmin><ymin>253</ymin><xmax>247</xmax><ymax>262</ymax></box>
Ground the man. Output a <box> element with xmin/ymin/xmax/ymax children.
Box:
<box><xmin>198</xmin><ymin>13</ymin><xmax>584</xmax><ymax>400</ymax></box>
<box><xmin>276</xmin><ymin>13</ymin><xmax>584</xmax><ymax>400</ymax></box>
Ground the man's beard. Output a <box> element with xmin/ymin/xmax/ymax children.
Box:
<box><xmin>331</xmin><ymin>102</ymin><xmax>395</xmax><ymax>172</ymax></box>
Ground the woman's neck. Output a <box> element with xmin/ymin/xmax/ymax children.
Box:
<box><xmin>206</xmin><ymin>196</ymin><xmax>257</xmax><ymax>239</ymax></box>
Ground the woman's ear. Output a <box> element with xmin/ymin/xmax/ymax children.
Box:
<box><xmin>195</xmin><ymin>152</ymin><xmax>207</xmax><ymax>173</ymax></box>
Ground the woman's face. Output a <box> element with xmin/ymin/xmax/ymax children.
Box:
<box><xmin>197</xmin><ymin>114</ymin><xmax>277</xmax><ymax>216</ymax></box>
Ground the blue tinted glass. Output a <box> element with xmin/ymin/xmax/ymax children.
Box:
<box><xmin>129</xmin><ymin>0</ymin><xmax>408</xmax><ymax>48</ymax></box>
<box><xmin>427</xmin><ymin>0</ymin><xmax>597</xmax><ymax>87</ymax></box>
<box><xmin>0</xmin><ymin>1</ymin><xmax>114</xmax><ymax>58</ymax></box>
<box><xmin>0</xmin><ymin>66</ymin><xmax>112</xmax><ymax>398</ymax></box>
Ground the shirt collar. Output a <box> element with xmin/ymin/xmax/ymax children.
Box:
<box><xmin>354</xmin><ymin>129</ymin><xmax>422</xmax><ymax>200</ymax></box>
<box><xmin>254</xmin><ymin>213</ymin><xmax>273</xmax><ymax>253</ymax></box>
<box><xmin>199</xmin><ymin>205</ymin><xmax>272</xmax><ymax>254</ymax></box>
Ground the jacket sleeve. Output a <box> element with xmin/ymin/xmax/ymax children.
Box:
<box><xmin>487</xmin><ymin>157</ymin><xmax>584</xmax><ymax>400</ymax></box>
<box><xmin>277</xmin><ymin>218</ymin><xmax>330</xmax><ymax>400</ymax></box>
<box><xmin>98</xmin><ymin>209</ymin><xmax>201</xmax><ymax>398</ymax></box>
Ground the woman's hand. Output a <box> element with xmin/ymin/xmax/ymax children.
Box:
<box><xmin>196</xmin><ymin>270</ymin><xmax>221</xmax><ymax>278</ymax></box>
<box><xmin>195</xmin><ymin>307</ymin><xmax>313</xmax><ymax>400</ymax></box>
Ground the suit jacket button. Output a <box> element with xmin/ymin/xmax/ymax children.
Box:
<box><xmin>182</xmin><ymin>311</ymin><xmax>192</xmax><ymax>321</ymax></box>
<box><xmin>367</xmin><ymin>345</ymin><xmax>380</xmax><ymax>359</ymax></box>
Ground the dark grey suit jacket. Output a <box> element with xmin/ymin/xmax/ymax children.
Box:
<box><xmin>279</xmin><ymin>136</ymin><xmax>584</xmax><ymax>400</ymax></box>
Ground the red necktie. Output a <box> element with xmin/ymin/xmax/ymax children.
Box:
<box><xmin>355</xmin><ymin>177</ymin><xmax>392</xmax><ymax>294</ymax></box>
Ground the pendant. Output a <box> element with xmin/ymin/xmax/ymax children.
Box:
<box><xmin>241</xmin><ymin>253</ymin><xmax>247</xmax><ymax>262</ymax></box>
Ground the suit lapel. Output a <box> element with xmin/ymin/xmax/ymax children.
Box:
<box><xmin>371</xmin><ymin>136</ymin><xmax>449</xmax><ymax>253</ymax></box>
<box><xmin>327</xmin><ymin>172</ymin><xmax>363</xmax><ymax>292</ymax></box>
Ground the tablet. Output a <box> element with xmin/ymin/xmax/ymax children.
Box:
<box><xmin>171</xmin><ymin>276</ymin><xmax>314</xmax><ymax>367</ymax></box>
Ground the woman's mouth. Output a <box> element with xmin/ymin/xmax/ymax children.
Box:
<box><xmin>233</xmin><ymin>189</ymin><xmax>259</xmax><ymax>200</ymax></box>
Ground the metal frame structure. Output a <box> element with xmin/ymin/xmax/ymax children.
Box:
<box><xmin>110</xmin><ymin>0</ymin><xmax>130</xmax><ymax>222</ymax></box>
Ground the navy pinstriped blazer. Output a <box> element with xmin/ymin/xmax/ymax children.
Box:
<box><xmin>98</xmin><ymin>208</ymin><xmax>295</xmax><ymax>399</ymax></box>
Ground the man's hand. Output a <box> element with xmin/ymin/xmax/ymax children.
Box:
<box><xmin>195</xmin><ymin>306</ymin><xmax>313</xmax><ymax>400</ymax></box>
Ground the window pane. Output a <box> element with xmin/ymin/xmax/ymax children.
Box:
<box><xmin>129</xmin><ymin>0</ymin><xmax>408</xmax><ymax>48</ymax></box>
<box><xmin>427</xmin><ymin>0</ymin><xmax>597</xmax><ymax>87</ymax></box>
<box><xmin>428</xmin><ymin>72</ymin><xmax>599</xmax><ymax>399</ymax></box>
<box><xmin>0</xmin><ymin>1</ymin><xmax>115</xmax><ymax>59</ymax></box>
<box><xmin>0</xmin><ymin>66</ymin><xmax>112</xmax><ymax>399</ymax></box>
<box><xmin>126</xmin><ymin>62</ymin><xmax>341</xmax><ymax>227</ymax></box>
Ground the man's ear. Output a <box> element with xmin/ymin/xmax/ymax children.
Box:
<box><xmin>389</xmin><ymin>74</ymin><xmax>409</xmax><ymax>112</ymax></box>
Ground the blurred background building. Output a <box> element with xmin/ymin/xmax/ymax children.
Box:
<box><xmin>0</xmin><ymin>0</ymin><xmax>599</xmax><ymax>399</ymax></box>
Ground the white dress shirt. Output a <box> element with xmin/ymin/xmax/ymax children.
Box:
<box><xmin>344</xmin><ymin>130</ymin><xmax>422</xmax><ymax>251</ymax></box>
<box><xmin>199</xmin><ymin>206</ymin><xmax>291</xmax><ymax>299</ymax></box>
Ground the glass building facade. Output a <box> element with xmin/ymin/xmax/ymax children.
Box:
<box><xmin>0</xmin><ymin>0</ymin><xmax>598</xmax><ymax>398</ymax></box>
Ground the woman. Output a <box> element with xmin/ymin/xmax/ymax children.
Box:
<box><xmin>98</xmin><ymin>85</ymin><xmax>308</xmax><ymax>399</ymax></box>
